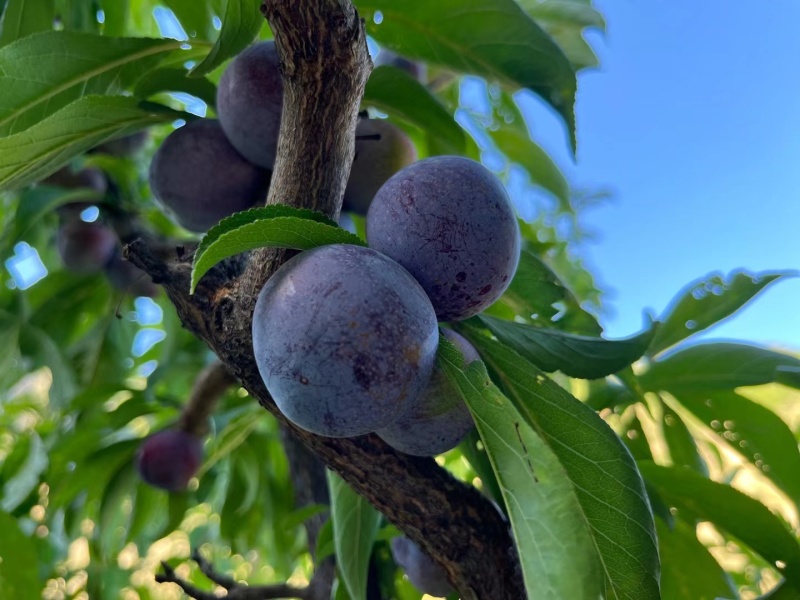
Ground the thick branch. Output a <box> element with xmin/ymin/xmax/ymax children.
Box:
<box><xmin>128</xmin><ymin>0</ymin><xmax>525</xmax><ymax>597</ymax></box>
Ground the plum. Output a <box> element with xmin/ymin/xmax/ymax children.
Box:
<box><xmin>104</xmin><ymin>251</ymin><xmax>158</xmax><ymax>298</ymax></box>
<box><xmin>216</xmin><ymin>41</ymin><xmax>283</xmax><ymax>168</ymax></box>
<box><xmin>366</xmin><ymin>156</ymin><xmax>520</xmax><ymax>321</ymax></box>
<box><xmin>391</xmin><ymin>536</ymin><xmax>453</xmax><ymax>598</ymax></box>
<box><xmin>57</xmin><ymin>220</ymin><xmax>118</xmax><ymax>273</ymax></box>
<box><xmin>376</xmin><ymin>328</ymin><xmax>476</xmax><ymax>456</ymax></box>
<box><xmin>252</xmin><ymin>244</ymin><xmax>438</xmax><ymax>437</ymax></box>
<box><xmin>148</xmin><ymin>119</ymin><xmax>270</xmax><ymax>232</ymax></box>
<box><xmin>136</xmin><ymin>429</ymin><xmax>203</xmax><ymax>491</ymax></box>
<box><xmin>343</xmin><ymin>119</ymin><xmax>417</xmax><ymax>215</ymax></box>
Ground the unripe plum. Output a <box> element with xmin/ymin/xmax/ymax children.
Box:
<box><xmin>57</xmin><ymin>220</ymin><xmax>118</xmax><ymax>273</ymax></box>
<box><xmin>377</xmin><ymin>329</ymin><xmax>477</xmax><ymax>456</ymax></box>
<box><xmin>252</xmin><ymin>244</ymin><xmax>439</xmax><ymax>438</ymax></box>
<box><xmin>216</xmin><ymin>41</ymin><xmax>283</xmax><ymax>168</ymax></box>
<box><xmin>136</xmin><ymin>429</ymin><xmax>203</xmax><ymax>491</ymax></box>
<box><xmin>104</xmin><ymin>252</ymin><xmax>158</xmax><ymax>298</ymax></box>
<box><xmin>391</xmin><ymin>536</ymin><xmax>453</xmax><ymax>598</ymax></box>
<box><xmin>367</xmin><ymin>156</ymin><xmax>520</xmax><ymax>321</ymax></box>
<box><xmin>148</xmin><ymin>119</ymin><xmax>270</xmax><ymax>232</ymax></box>
<box><xmin>343</xmin><ymin>119</ymin><xmax>417</xmax><ymax>215</ymax></box>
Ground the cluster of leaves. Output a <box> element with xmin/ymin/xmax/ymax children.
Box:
<box><xmin>0</xmin><ymin>1</ymin><xmax>799</xmax><ymax>599</ymax></box>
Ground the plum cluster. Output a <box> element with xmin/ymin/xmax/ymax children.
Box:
<box><xmin>47</xmin><ymin>164</ymin><xmax>157</xmax><ymax>298</ymax></box>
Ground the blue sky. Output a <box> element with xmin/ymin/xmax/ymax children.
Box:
<box><xmin>520</xmin><ymin>1</ymin><xmax>800</xmax><ymax>349</ymax></box>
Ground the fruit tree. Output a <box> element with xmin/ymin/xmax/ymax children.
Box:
<box><xmin>0</xmin><ymin>1</ymin><xmax>799</xmax><ymax>599</ymax></box>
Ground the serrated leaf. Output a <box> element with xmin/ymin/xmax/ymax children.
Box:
<box><xmin>0</xmin><ymin>511</ymin><xmax>39</xmax><ymax>599</ymax></box>
<box><xmin>656</xmin><ymin>518</ymin><xmax>737</xmax><ymax>600</ymax></box>
<box><xmin>0</xmin><ymin>95</ymin><xmax>177</xmax><ymax>190</ymax></box>
<box><xmin>670</xmin><ymin>390</ymin><xmax>800</xmax><ymax>510</ymax></box>
<box><xmin>650</xmin><ymin>270</ymin><xmax>796</xmax><ymax>356</ymax></box>
<box><xmin>463</xmin><ymin>329</ymin><xmax>661</xmax><ymax>600</ymax></box>
<box><xmin>191</xmin><ymin>207</ymin><xmax>365</xmax><ymax>292</ymax></box>
<box><xmin>133</xmin><ymin>67</ymin><xmax>218</xmax><ymax>108</ymax></box>
<box><xmin>493</xmin><ymin>249</ymin><xmax>601</xmax><ymax>334</ymax></box>
<box><xmin>478</xmin><ymin>314</ymin><xmax>653</xmax><ymax>379</ymax></box>
<box><xmin>0</xmin><ymin>31</ymin><xmax>182</xmax><ymax>135</ymax></box>
<box><xmin>188</xmin><ymin>0</ymin><xmax>263</xmax><ymax>78</ymax></box>
<box><xmin>639</xmin><ymin>462</ymin><xmax>800</xmax><ymax>592</ymax></box>
<box><xmin>439</xmin><ymin>341</ymin><xmax>604</xmax><ymax>598</ymax></box>
<box><xmin>362</xmin><ymin>65</ymin><xmax>465</xmax><ymax>153</ymax></box>
<box><xmin>327</xmin><ymin>471</ymin><xmax>382</xmax><ymax>600</ymax></box>
<box><xmin>356</xmin><ymin>0</ymin><xmax>578</xmax><ymax>152</ymax></box>
<box><xmin>0</xmin><ymin>0</ymin><xmax>54</xmax><ymax>47</ymax></box>
<box><xmin>641</xmin><ymin>342</ymin><xmax>800</xmax><ymax>394</ymax></box>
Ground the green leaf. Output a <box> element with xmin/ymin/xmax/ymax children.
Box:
<box><xmin>438</xmin><ymin>341</ymin><xmax>604</xmax><ymax>598</ymax></box>
<box><xmin>640</xmin><ymin>342</ymin><xmax>800</xmax><ymax>394</ymax></box>
<box><xmin>757</xmin><ymin>580</ymin><xmax>800</xmax><ymax>600</ymax></box>
<box><xmin>493</xmin><ymin>249</ymin><xmax>601</xmax><ymax>334</ymax></box>
<box><xmin>362</xmin><ymin>65</ymin><xmax>465</xmax><ymax>153</ymax></box>
<box><xmin>458</xmin><ymin>429</ymin><xmax>504</xmax><ymax>506</ymax></box>
<box><xmin>0</xmin><ymin>31</ymin><xmax>182</xmax><ymax>135</ymax></box>
<box><xmin>478</xmin><ymin>314</ymin><xmax>653</xmax><ymax>379</ymax></box>
<box><xmin>191</xmin><ymin>206</ymin><xmax>365</xmax><ymax>293</ymax></box>
<box><xmin>19</xmin><ymin>324</ymin><xmax>77</xmax><ymax>406</ymax></box>
<box><xmin>96</xmin><ymin>0</ymin><xmax>128</xmax><ymax>37</ymax></box>
<box><xmin>0</xmin><ymin>511</ymin><xmax>39</xmax><ymax>599</ymax></box>
<box><xmin>658</xmin><ymin>398</ymin><xmax>707</xmax><ymax>475</ymax></box>
<box><xmin>649</xmin><ymin>270</ymin><xmax>796</xmax><ymax>356</ymax></box>
<box><xmin>639</xmin><ymin>462</ymin><xmax>800</xmax><ymax>592</ymax></box>
<box><xmin>327</xmin><ymin>471</ymin><xmax>382</xmax><ymax>600</ymax></box>
<box><xmin>465</xmin><ymin>330</ymin><xmax>661</xmax><ymax>599</ymax></box>
<box><xmin>519</xmin><ymin>0</ymin><xmax>605</xmax><ymax>70</ymax></box>
<box><xmin>777</xmin><ymin>366</ymin><xmax>800</xmax><ymax>390</ymax></box>
<box><xmin>0</xmin><ymin>95</ymin><xmax>176</xmax><ymax>190</ymax></box>
<box><xmin>0</xmin><ymin>0</ymin><xmax>54</xmax><ymax>46</ymax></box>
<box><xmin>356</xmin><ymin>0</ymin><xmax>578</xmax><ymax>152</ymax></box>
<box><xmin>670</xmin><ymin>390</ymin><xmax>800</xmax><ymax>511</ymax></box>
<box><xmin>188</xmin><ymin>0</ymin><xmax>263</xmax><ymax>78</ymax></box>
<box><xmin>163</xmin><ymin>0</ymin><xmax>215</xmax><ymax>40</ymax></box>
<box><xmin>656</xmin><ymin>518</ymin><xmax>737</xmax><ymax>600</ymax></box>
<box><xmin>0</xmin><ymin>432</ymin><xmax>47</xmax><ymax>512</ymax></box>
<box><xmin>133</xmin><ymin>67</ymin><xmax>218</xmax><ymax>108</ymax></box>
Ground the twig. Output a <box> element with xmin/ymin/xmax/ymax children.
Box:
<box><xmin>179</xmin><ymin>361</ymin><xmax>236</xmax><ymax>436</ymax></box>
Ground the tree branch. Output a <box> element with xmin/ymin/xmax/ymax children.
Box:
<box><xmin>179</xmin><ymin>361</ymin><xmax>236</xmax><ymax>436</ymax></box>
<box><xmin>128</xmin><ymin>1</ymin><xmax>525</xmax><ymax>597</ymax></box>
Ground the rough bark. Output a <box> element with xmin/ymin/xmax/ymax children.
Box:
<box><xmin>127</xmin><ymin>1</ymin><xmax>525</xmax><ymax>597</ymax></box>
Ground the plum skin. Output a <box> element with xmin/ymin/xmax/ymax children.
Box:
<box><xmin>391</xmin><ymin>536</ymin><xmax>453</xmax><ymax>597</ymax></box>
<box><xmin>57</xmin><ymin>220</ymin><xmax>118</xmax><ymax>273</ymax></box>
<box><xmin>136</xmin><ymin>429</ymin><xmax>203</xmax><ymax>491</ymax></box>
<box><xmin>148</xmin><ymin>119</ymin><xmax>270</xmax><ymax>232</ymax></box>
<box><xmin>366</xmin><ymin>156</ymin><xmax>520</xmax><ymax>321</ymax></box>
<box><xmin>216</xmin><ymin>41</ymin><xmax>283</xmax><ymax>169</ymax></box>
<box><xmin>376</xmin><ymin>329</ymin><xmax>477</xmax><ymax>456</ymax></box>
<box><xmin>343</xmin><ymin>119</ymin><xmax>417</xmax><ymax>215</ymax></box>
<box><xmin>252</xmin><ymin>244</ymin><xmax>439</xmax><ymax>438</ymax></box>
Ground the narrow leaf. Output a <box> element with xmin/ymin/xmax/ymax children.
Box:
<box><xmin>356</xmin><ymin>0</ymin><xmax>578</xmax><ymax>152</ymax></box>
<box><xmin>464</xmin><ymin>329</ymin><xmax>661</xmax><ymax>599</ymax></box>
<box><xmin>640</xmin><ymin>342</ymin><xmax>800</xmax><ymax>394</ymax></box>
<box><xmin>191</xmin><ymin>207</ymin><xmax>365</xmax><ymax>292</ymax></box>
<box><xmin>0</xmin><ymin>96</ymin><xmax>177</xmax><ymax>190</ymax></box>
<box><xmin>163</xmin><ymin>0</ymin><xmax>215</xmax><ymax>40</ymax></box>
<box><xmin>0</xmin><ymin>31</ymin><xmax>182</xmax><ymax>135</ymax></box>
<box><xmin>656</xmin><ymin>518</ymin><xmax>737</xmax><ymax>600</ymax></box>
<box><xmin>0</xmin><ymin>511</ymin><xmax>39</xmax><ymax>599</ymax></box>
<box><xmin>479</xmin><ymin>314</ymin><xmax>653</xmax><ymax>379</ymax></box>
<box><xmin>439</xmin><ymin>341</ymin><xmax>604</xmax><ymax>598</ymax></box>
<box><xmin>362</xmin><ymin>65</ymin><xmax>465</xmax><ymax>153</ymax></box>
<box><xmin>327</xmin><ymin>471</ymin><xmax>382</xmax><ymax>600</ymax></box>
<box><xmin>671</xmin><ymin>390</ymin><xmax>800</xmax><ymax>510</ymax></box>
<box><xmin>0</xmin><ymin>0</ymin><xmax>54</xmax><ymax>46</ymax></box>
<box><xmin>650</xmin><ymin>270</ymin><xmax>796</xmax><ymax>356</ymax></box>
<box><xmin>640</xmin><ymin>462</ymin><xmax>800</xmax><ymax>591</ymax></box>
<box><xmin>0</xmin><ymin>432</ymin><xmax>47</xmax><ymax>511</ymax></box>
<box><xmin>188</xmin><ymin>0</ymin><xmax>263</xmax><ymax>78</ymax></box>
<box><xmin>658</xmin><ymin>398</ymin><xmax>707</xmax><ymax>475</ymax></box>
